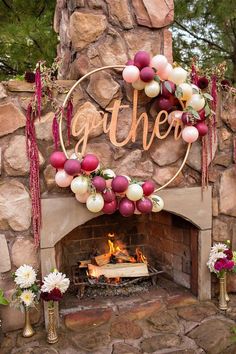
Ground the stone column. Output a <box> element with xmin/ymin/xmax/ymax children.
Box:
<box><xmin>54</xmin><ymin>0</ymin><xmax>174</xmax><ymax>79</ymax></box>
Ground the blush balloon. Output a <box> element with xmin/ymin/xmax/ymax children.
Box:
<box><xmin>64</xmin><ymin>159</ymin><xmax>81</xmax><ymax>176</ymax></box>
<box><xmin>122</xmin><ymin>65</ymin><xmax>140</xmax><ymax>83</ymax></box>
<box><xmin>142</xmin><ymin>180</ymin><xmax>155</xmax><ymax>196</ymax></box>
<box><xmin>119</xmin><ymin>198</ymin><xmax>135</xmax><ymax>217</ymax></box>
<box><xmin>158</xmin><ymin>63</ymin><xmax>173</xmax><ymax>80</ymax></box>
<box><xmin>111</xmin><ymin>176</ymin><xmax>129</xmax><ymax>193</ymax></box>
<box><xmin>81</xmin><ymin>154</ymin><xmax>99</xmax><ymax>172</ymax></box>
<box><xmin>195</xmin><ymin>122</ymin><xmax>208</xmax><ymax>136</ymax></box>
<box><xmin>134</xmin><ymin>51</ymin><xmax>150</xmax><ymax>69</ymax></box>
<box><xmin>75</xmin><ymin>192</ymin><xmax>90</xmax><ymax>203</ymax></box>
<box><xmin>92</xmin><ymin>176</ymin><xmax>106</xmax><ymax>192</ymax></box>
<box><xmin>49</xmin><ymin>151</ymin><xmax>67</xmax><ymax>169</ymax></box>
<box><xmin>182</xmin><ymin>126</ymin><xmax>199</xmax><ymax>143</ymax></box>
<box><xmin>55</xmin><ymin>170</ymin><xmax>73</xmax><ymax>188</ymax></box>
<box><xmin>140</xmin><ymin>67</ymin><xmax>155</xmax><ymax>82</ymax></box>
<box><xmin>136</xmin><ymin>198</ymin><xmax>153</xmax><ymax>214</ymax></box>
<box><xmin>102</xmin><ymin>199</ymin><xmax>117</xmax><ymax>214</ymax></box>
<box><xmin>103</xmin><ymin>189</ymin><xmax>116</xmax><ymax>203</ymax></box>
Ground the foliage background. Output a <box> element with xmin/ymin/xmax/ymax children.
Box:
<box><xmin>0</xmin><ymin>0</ymin><xmax>57</xmax><ymax>80</ymax></box>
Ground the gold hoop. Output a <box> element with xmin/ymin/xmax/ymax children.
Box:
<box><xmin>59</xmin><ymin>65</ymin><xmax>191</xmax><ymax>193</ymax></box>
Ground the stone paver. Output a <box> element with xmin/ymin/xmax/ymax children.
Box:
<box><xmin>188</xmin><ymin>318</ymin><xmax>235</xmax><ymax>354</ymax></box>
<box><xmin>2</xmin><ymin>288</ymin><xmax>236</xmax><ymax>354</ymax></box>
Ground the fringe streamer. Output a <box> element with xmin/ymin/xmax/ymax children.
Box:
<box><xmin>25</xmin><ymin>103</ymin><xmax>41</xmax><ymax>247</ymax></box>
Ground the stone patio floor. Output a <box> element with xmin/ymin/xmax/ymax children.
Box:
<box><xmin>1</xmin><ymin>278</ymin><xmax>236</xmax><ymax>354</ymax></box>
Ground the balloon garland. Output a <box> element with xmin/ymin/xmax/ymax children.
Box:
<box><xmin>49</xmin><ymin>51</ymin><xmax>214</xmax><ymax>217</ymax></box>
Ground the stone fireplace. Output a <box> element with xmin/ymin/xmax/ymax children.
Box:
<box><xmin>40</xmin><ymin>186</ymin><xmax>212</xmax><ymax>324</ymax></box>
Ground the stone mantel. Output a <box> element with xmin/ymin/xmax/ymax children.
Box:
<box><xmin>41</xmin><ymin>186</ymin><xmax>212</xmax><ymax>250</ymax></box>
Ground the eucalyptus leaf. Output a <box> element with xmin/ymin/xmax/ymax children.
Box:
<box><xmin>204</xmin><ymin>93</ymin><xmax>213</xmax><ymax>101</ymax></box>
<box><xmin>164</xmin><ymin>81</ymin><xmax>173</xmax><ymax>93</ymax></box>
<box><xmin>205</xmin><ymin>104</ymin><xmax>211</xmax><ymax>116</ymax></box>
<box><xmin>154</xmin><ymin>75</ymin><xmax>160</xmax><ymax>83</ymax></box>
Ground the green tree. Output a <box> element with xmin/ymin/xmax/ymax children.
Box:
<box><xmin>0</xmin><ymin>0</ymin><xmax>57</xmax><ymax>80</ymax></box>
<box><xmin>172</xmin><ymin>0</ymin><xmax>236</xmax><ymax>83</ymax></box>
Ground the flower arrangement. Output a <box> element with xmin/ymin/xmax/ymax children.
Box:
<box><xmin>0</xmin><ymin>289</ymin><xmax>9</xmax><ymax>306</ymax></box>
<box><xmin>207</xmin><ymin>243</ymin><xmax>235</xmax><ymax>277</ymax></box>
<box><xmin>40</xmin><ymin>269</ymin><xmax>70</xmax><ymax>308</ymax></box>
<box><xmin>12</xmin><ymin>264</ymin><xmax>40</xmax><ymax>310</ymax></box>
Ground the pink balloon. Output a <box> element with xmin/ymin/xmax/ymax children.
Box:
<box><xmin>122</xmin><ymin>65</ymin><xmax>140</xmax><ymax>83</ymax></box>
<box><xmin>136</xmin><ymin>197</ymin><xmax>153</xmax><ymax>214</ymax></box>
<box><xmin>119</xmin><ymin>198</ymin><xmax>135</xmax><ymax>217</ymax></box>
<box><xmin>50</xmin><ymin>151</ymin><xmax>67</xmax><ymax>169</ymax></box>
<box><xmin>182</xmin><ymin>126</ymin><xmax>199</xmax><ymax>143</ymax></box>
<box><xmin>55</xmin><ymin>170</ymin><xmax>73</xmax><ymax>187</ymax></box>
<box><xmin>92</xmin><ymin>176</ymin><xmax>106</xmax><ymax>192</ymax></box>
<box><xmin>168</xmin><ymin>110</ymin><xmax>183</xmax><ymax>126</ymax></box>
<box><xmin>64</xmin><ymin>159</ymin><xmax>81</xmax><ymax>176</ymax></box>
<box><xmin>134</xmin><ymin>51</ymin><xmax>150</xmax><ymax>69</ymax></box>
<box><xmin>103</xmin><ymin>189</ymin><xmax>116</xmax><ymax>203</ymax></box>
<box><xmin>158</xmin><ymin>63</ymin><xmax>173</xmax><ymax>80</ymax></box>
<box><xmin>112</xmin><ymin>176</ymin><xmax>129</xmax><ymax>193</ymax></box>
<box><xmin>81</xmin><ymin>154</ymin><xmax>99</xmax><ymax>172</ymax></box>
<box><xmin>195</xmin><ymin>122</ymin><xmax>208</xmax><ymax>136</ymax></box>
<box><xmin>102</xmin><ymin>199</ymin><xmax>118</xmax><ymax>214</ymax></box>
<box><xmin>140</xmin><ymin>67</ymin><xmax>155</xmax><ymax>82</ymax></box>
<box><xmin>142</xmin><ymin>180</ymin><xmax>155</xmax><ymax>196</ymax></box>
<box><xmin>75</xmin><ymin>192</ymin><xmax>90</xmax><ymax>203</ymax></box>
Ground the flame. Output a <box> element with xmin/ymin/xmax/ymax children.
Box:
<box><xmin>108</xmin><ymin>240</ymin><xmax>121</xmax><ymax>254</ymax></box>
<box><xmin>136</xmin><ymin>248</ymin><xmax>148</xmax><ymax>264</ymax></box>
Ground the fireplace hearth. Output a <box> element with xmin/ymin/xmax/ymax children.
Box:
<box><xmin>40</xmin><ymin>186</ymin><xmax>212</xmax><ymax>326</ymax></box>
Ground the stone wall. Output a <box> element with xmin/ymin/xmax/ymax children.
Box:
<box><xmin>54</xmin><ymin>0</ymin><xmax>174</xmax><ymax>79</ymax></box>
<box><xmin>0</xmin><ymin>0</ymin><xmax>236</xmax><ymax>332</ymax></box>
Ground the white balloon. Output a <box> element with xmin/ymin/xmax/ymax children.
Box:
<box><xmin>75</xmin><ymin>192</ymin><xmax>90</xmax><ymax>203</ymax></box>
<box><xmin>150</xmin><ymin>195</ymin><xmax>164</xmax><ymax>212</ymax></box>
<box><xmin>86</xmin><ymin>193</ymin><xmax>104</xmax><ymax>213</ymax></box>
<box><xmin>178</xmin><ymin>83</ymin><xmax>193</xmax><ymax>100</ymax></box>
<box><xmin>71</xmin><ymin>176</ymin><xmax>88</xmax><ymax>194</ymax></box>
<box><xmin>103</xmin><ymin>169</ymin><xmax>116</xmax><ymax>179</ymax></box>
<box><xmin>144</xmin><ymin>80</ymin><xmax>160</xmax><ymax>97</ymax></box>
<box><xmin>150</xmin><ymin>55</ymin><xmax>168</xmax><ymax>71</ymax></box>
<box><xmin>55</xmin><ymin>170</ymin><xmax>73</xmax><ymax>188</ymax></box>
<box><xmin>126</xmin><ymin>184</ymin><xmax>143</xmax><ymax>201</ymax></box>
<box><xmin>122</xmin><ymin>175</ymin><xmax>132</xmax><ymax>182</ymax></box>
<box><xmin>132</xmin><ymin>78</ymin><xmax>146</xmax><ymax>90</ymax></box>
<box><xmin>168</xmin><ymin>67</ymin><xmax>188</xmax><ymax>85</ymax></box>
<box><xmin>186</xmin><ymin>94</ymin><xmax>205</xmax><ymax>111</ymax></box>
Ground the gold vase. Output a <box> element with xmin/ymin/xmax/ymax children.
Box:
<box><xmin>224</xmin><ymin>273</ymin><xmax>230</xmax><ymax>302</ymax></box>
<box><xmin>22</xmin><ymin>306</ymin><xmax>35</xmax><ymax>338</ymax></box>
<box><xmin>219</xmin><ymin>275</ymin><xmax>228</xmax><ymax>310</ymax></box>
<box><xmin>47</xmin><ymin>305</ymin><xmax>58</xmax><ymax>344</ymax></box>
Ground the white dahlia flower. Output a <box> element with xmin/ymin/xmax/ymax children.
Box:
<box><xmin>15</xmin><ymin>265</ymin><xmax>37</xmax><ymax>288</ymax></box>
<box><xmin>20</xmin><ymin>290</ymin><xmax>35</xmax><ymax>307</ymax></box>
<box><xmin>41</xmin><ymin>271</ymin><xmax>70</xmax><ymax>294</ymax></box>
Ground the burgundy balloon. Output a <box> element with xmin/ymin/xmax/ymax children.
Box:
<box><xmin>126</xmin><ymin>59</ymin><xmax>134</xmax><ymax>66</ymax></box>
<box><xmin>49</xmin><ymin>151</ymin><xmax>67</xmax><ymax>169</ymax></box>
<box><xmin>136</xmin><ymin>197</ymin><xmax>153</xmax><ymax>214</ymax></box>
<box><xmin>64</xmin><ymin>159</ymin><xmax>81</xmax><ymax>176</ymax></box>
<box><xmin>155</xmin><ymin>96</ymin><xmax>173</xmax><ymax>112</ymax></box>
<box><xmin>111</xmin><ymin>176</ymin><xmax>129</xmax><ymax>193</ymax></box>
<box><xmin>198</xmin><ymin>109</ymin><xmax>206</xmax><ymax>121</ymax></box>
<box><xmin>181</xmin><ymin>112</ymin><xmax>191</xmax><ymax>125</ymax></box>
<box><xmin>161</xmin><ymin>81</ymin><xmax>176</xmax><ymax>98</ymax></box>
<box><xmin>134</xmin><ymin>51</ymin><xmax>150</xmax><ymax>69</ymax></box>
<box><xmin>92</xmin><ymin>176</ymin><xmax>106</xmax><ymax>192</ymax></box>
<box><xmin>140</xmin><ymin>67</ymin><xmax>155</xmax><ymax>82</ymax></box>
<box><xmin>103</xmin><ymin>189</ymin><xmax>116</xmax><ymax>203</ymax></box>
<box><xmin>142</xmin><ymin>180</ymin><xmax>155</xmax><ymax>196</ymax></box>
<box><xmin>81</xmin><ymin>154</ymin><xmax>99</xmax><ymax>172</ymax></box>
<box><xmin>195</xmin><ymin>122</ymin><xmax>208</xmax><ymax>136</ymax></box>
<box><xmin>119</xmin><ymin>198</ymin><xmax>135</xmax><ymax>217</ymax></box>
<box><xmin>102</xmin><ymin>199</ymin><xmax>117</xmax><ymax>214</ymax></box>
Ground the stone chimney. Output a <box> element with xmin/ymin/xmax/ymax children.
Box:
<box><xmin>54</xmin><ymin>0</ymin><xmax>174</xmax><ymax>79</ymax></box>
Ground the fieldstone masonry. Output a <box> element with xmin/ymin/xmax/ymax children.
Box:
<box><xmin>0</xmin><ymin>0</ymin><xmax>235</xmax><ymax>333</ymax></box>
